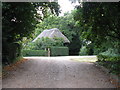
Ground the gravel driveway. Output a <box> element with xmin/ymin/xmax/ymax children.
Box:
<box><xmin>2</xmin><ymin>56</ymin><xmax>116</xmax><ymax>88</ymax></box>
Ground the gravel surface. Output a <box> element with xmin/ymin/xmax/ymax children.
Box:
<box><xmin>2</xmin><ymin>56</ymin><xmax>116</xmax><ymax>88</ymax></box>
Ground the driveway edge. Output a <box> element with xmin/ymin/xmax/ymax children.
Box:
<box><xmin>94</xmin><ymin>62</ymin><xmax>120</xmax><ymax>88</ymax></box>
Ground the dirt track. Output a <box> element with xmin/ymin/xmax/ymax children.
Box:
<box><xmin>2</xmin><ymin>56</ymin><xmax>116</xmax><ymax>88</ymax></box>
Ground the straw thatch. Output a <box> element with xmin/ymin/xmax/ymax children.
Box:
<box><xmin>33</xmin><ymin>28</ymin><xmax>70</xmax><ymax>43</ymax></box>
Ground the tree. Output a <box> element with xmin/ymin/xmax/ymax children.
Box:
<box><xmin>24</xmin><ymin>37</ymin><xmax>64</xmax><ymax>50</ymax></box>
<box><xmin>2</xmin><ymin>2</ymin><xmax>60</xmax><ymax>64</ymax></box>
<box><xmin>34</xmin><ymin>11</ymin><xmax>82</xmax><ymax>55</ymax></box>
<box><xmin>74</xmin><ymin>2</ymin><xmax>120</xmax><ymax>54</ymax></box>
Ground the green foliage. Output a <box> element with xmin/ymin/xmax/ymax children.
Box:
<box><xmin>68</xmin><ymin>33</ymin><xmax>81</xmax><ymax>55</ymax></box>
<box><xmin>97</xmin><ymin>54</ymin><xmax>120</xmax><ymax>75</ymax></box>
<box><xmin>53</xmin><ymin>37</ymin><xmax>64</xmax><ymax>46</ymax></box>
<box><xmin>100</xmin><ymin>48</ymin><xmax>120</xmax><ymax>57</ymax></box>
<box><xmin>32</xmin><ymin>2</ymin><xmax>60</xmax><ymax>20</ymax></box>
<box><xmin>2</xmin><ymin>3</ymin><xmax>37</xmax><ymax>42</ymax></box>
<box><xmin>73</xmin><ymin>2</ymin><xmax>120</xmax><ymax>75</ymax></box>
<box><xmin>50</xmin><ymin>46</ymin><xmax>69</xmax><ymax>56</ymax></box>
<box><xmin>86</xmin><ymin>43</ymin><xmax>94</xmax><ymax>55</ymax></box>
<box><xmin>74</xmin><ymin>2</ymin><xmax>120</xmax><ymax>54</ymax></box>
<box><xmin>72</xmin><ymin>4</ymin><xmax>120</xmax><ymax>76</ymax></box>
<box><xmin>24</xmin><ymin>37</ymin><xmax>64</xmax><ymax>50</ymax></box>
<box><xmin>34</xmin><ymin>37</ymin><xmax>55</xmax><ymax>49</ymax></box>
<box><xmin>23</xmin><ymin>42</ymin><xmax>36</xmax><ymax>50</ymax></box>
<box><xmin>2</xmin><ymin>2</ymin><xmax>60</xmax><ymax>65</ymax></box>
<box><xmin>22</xmin><ymin>46</ymin><xmax>69</xmax><ymax>56</ymax></box>
<box><xmin>2</xmin><ymin>42</ymin><xmax>22</xmax><ymax>64</ymax></box>
<box><xmin>22</xmin><ymin>50</ymin><xmax>47</xmax><ymax>56</ymax></box>
<box><xmin>79</xmin><ymin>43</ymin><xmax>94</xmax><ymax>56</ymax></box>
<box><xmin>2</xmin><ymin>2</ymin><xmax>37</xmax><ymax>64</ymax></box>
<box><xmin>35</xmin><ymin>37</ymin><xmax>64</xmax><ymax>49</ymax></box>
<box><xmin>34</xmin><ymin>14</ymin><xmax>76</xmax><ymax>41</ymax></box>
<box><xmin>79</xmin><ymin>46</ymin><xmax>88</xmax><ymax>55</ymax></box>
<box><xmin>35</xmin><ymin>11</ymin><xmax>82</xmax><ymax>55</ymax></box>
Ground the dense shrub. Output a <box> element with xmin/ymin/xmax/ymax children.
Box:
<box><xmin>97</xmin><ymin>54</ymin><xmax>120</xmax><ymax>75</ymax></box>
<box><xmin>79</xmin><ymin>45</ymin><xmax>94</xmax><ymax>56</ymax></box>
<box><xmin>99</xmin><ymin>48</ymin><xmax>119</xmax><ymax>57</ymax></box>
<box><xmin>50</xmin><ymin>46</ymin><xmax>69</xmax><ymax>56</ymax></box>
<box><xmin>22</xmin><ymin>50</ymin><xmax>47</xmax><ymax>56</ymax></box>
<box><xmin>24</xmin><ymin>37</ymin><xmax>64</xmax><ymax>50</ymax></box>
<box><xmin>2</xmin><ymin>42</ymin><xmax>22</xmax><ymax>65</ymax></box>
<box><xmin>23</xmin><ymin>42</ymin><xmax>36</xmax><ymax>50</ymax></box>
<box><xmin>34</xmin><ymin>37</ymin><xmax>55</xmax><ymax>50</ymax></box>
<box><xmin>79</xmin><ymin>46</ymin><xmax>88</xmax><ymax>55</ymax></box>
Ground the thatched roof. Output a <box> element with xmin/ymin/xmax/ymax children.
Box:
<box><xmin>33</xmin><ymin>28</ymin><xmax>70</xmax><ymax>43</ymax></box>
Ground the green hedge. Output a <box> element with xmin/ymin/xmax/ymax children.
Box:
<box><xmin>22</xmin><ymin>50</ymin><xmax>47</xmax><ymax>56</ymax></box>
<box><xmin>97</xmin><ymin>54</ymin><xmax>120</xmax><ymax>75</ymax></box>
<box><xmin>50</xmin><ymin>46</ymin><xmax>69</xmax><ymax>56</ymax></box>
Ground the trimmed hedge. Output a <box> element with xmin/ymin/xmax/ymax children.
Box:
<box><xmin>22</xmin><ymin>47</ymin><xmax>69</xmax><ymax>56</ymax></box>
<box><xmin>50</xmin><ymin>46</ymin><xmax>69</xmax><ymax>56</ymax></box>
<box><xmin>22</xmin><ymin>50</ymin><xmax>47</xmax><ymax>56</ymax></box>
<box><xmin>97</xmin><ymin>54</ymin><xmax>120</xmax><ymax>75</ymax></box>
